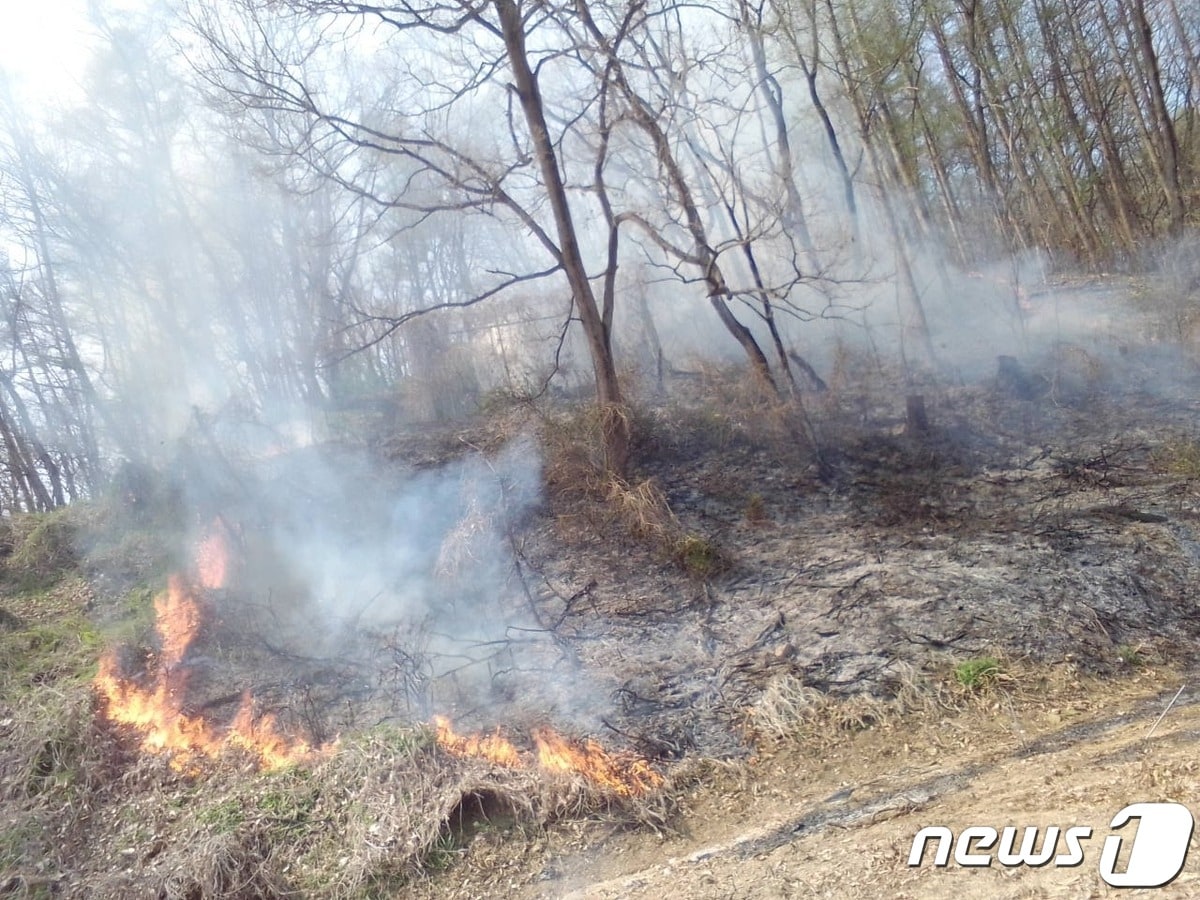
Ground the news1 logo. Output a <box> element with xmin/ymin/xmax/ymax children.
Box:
<box><xmin>908</xmin><ymin>803</ymin><xmax>1195</xmax><ymax>887</ymax></box>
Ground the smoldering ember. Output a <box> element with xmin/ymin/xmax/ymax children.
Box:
<box><xmin>3</xmin><ymin>1</ymin><xmax>1200</xmax><ymax>898</ymax></box>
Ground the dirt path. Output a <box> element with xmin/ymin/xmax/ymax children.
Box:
<box><xmin>422</xmin><ymin>668</ymin><xmax>1200</xmax><ymax>899</ymax></box>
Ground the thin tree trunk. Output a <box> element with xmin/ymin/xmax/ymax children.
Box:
<box><xmin>1060</xmin><ymin>3</ymin><xmax>1144</xmax><ymax>241</ymax></box>
<box><xmin>763</xmin><ymin>0</ymin><xmax>859</xmax><ymax>239</ymax></box>
<box><xmin>927</xmin><ymin>10</ymin><xmax>1008</xmax><ymax>241</ymax></box>
<box><xmin>1095</xmin><ymin>1</ymin><xmax>1181</xmax><ymax>234</ymax></box>
<box><xmin>1164</xmin><ymin>0</ymin><xmax>1200</xmax><ymax>115</ymax></box>
<box><xmin>9</xmin><ymin>149</ymin><xmax>107</xmax><ymax>475</ymax></box>
<box><xmin>495</xmin><ymin>0</ymin><xmax>629</xmax><ymax>473</ymax></box>
<box><xmin>742</xmin><ymin>2</ymin><xmax>825</xmax><ymax>260</ymax></box>
<box><xmin>896</xmin><ymin>43</ymin><xmax>968</xmax><ymax>262</ymax></box>
<box><xmin>1036</xmin><ymin>0</ymin><xmax>1138</xmax><ymax>255</ymax></box>
<box><xmin>824</xmin><ymin>0</ymin><xmax>936</xmax><ymax>368</ymax></box>
<box><xmin>0</xmin><ymin>373</ymin><xmax>65</xmax><ymax>506</ymax></box>
<box><xmin>575</xmin><ymin>0</ymin><xmax>777</xmax><ymax>390</ymax></box>
<box><xmin>1130</xmin><ymin>0</ymin><xmax>1186</xmax><ymax>233</ymax></box>
<box><xmin>0</xmin><ymin>397</ymin><xmax>52</xmax><ymax>511</ymax></box>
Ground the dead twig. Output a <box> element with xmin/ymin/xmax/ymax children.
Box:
<box><xmin>1146</xmin><ymin>684</ymin><xmax>1186</xmax><ymax>739</ymax></box>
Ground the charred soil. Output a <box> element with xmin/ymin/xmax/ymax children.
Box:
<box><xmin>7</xmin><ymin>297</ymin><xmax>1200</xmax><ymax>897</ymax></box>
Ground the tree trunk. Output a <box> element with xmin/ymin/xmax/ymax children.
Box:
<box><xmin>1130</xmin><ymin>0</ymin><xmax>1186</xmax><ymax>233</ymax></box>
<box><xmin>742</xmin><ymin>1</ymin><xmax>832</xmax><ymax>255</ymax></box>
<box><xmin>1095</xmin><ymin>1</ymin><xmax>1181</xmax><ymax>235</ymax></box>
<box><xmin>574</xmin><ymin>0</ymin><xmax>777</xmax><ymax>391</ymax></box>
<box><xmin>495</xmin><ymin>0</ymin><xmax>629</xmax><ymax>473</ymax></box>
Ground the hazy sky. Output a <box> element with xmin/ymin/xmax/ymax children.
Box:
<box><xmin>0</xmin><ymin>1</ymin><xmax>139</xmax><ymax>108</ymax></box>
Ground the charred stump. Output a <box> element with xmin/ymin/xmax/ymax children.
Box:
<box><xmin>905</xmin><ymin>394</ymin><xmax>930</xmax><ymax>436</ymax></box>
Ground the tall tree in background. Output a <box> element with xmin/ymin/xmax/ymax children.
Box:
<box><xmin>189</xmin><ymin>0</ymin><xmax>636</xmax><ymax>471</ymax></box>
<box><xmin>0</xmin><ymin>0</ymin><xmax>1197</xmax><ymax>505</ymax></box>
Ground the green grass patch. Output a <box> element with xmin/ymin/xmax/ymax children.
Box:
<box><xmin>1155</xmin><ymin>438</ymin><xmax>1200</xmax><ymax>479</ymax></box>
<box><xmin>953</xmin><ymin>656</ymin><xmax>1002</xmax><ymax>690</ymax></box>
<box><xmin>672</xmin><ymin>533</ymin><xmax>727</xmax><ymax>579</ymax></box>
<box><xmin>0</xmin><ymin>615</ymin><xmax>103</xmax><ymax>695</ymax></box>
<box><xmin>1116</xmin><ymin>643</ymin><xmax>1146</xmax><ymax>668</ymax></box>
<box><xmin>5</xmin><ymin>508</ymin><xmax>77</xmax><ymax>580</ymax></box>
<box><xmin>422</xmin><ymin>830</ymin><xmax>462</xmax><ymax>872</ymax></box>
<box><xmin>196</xmin><ymin>797</ymin><xmax>247</xmax><ymax>834</ymax></box>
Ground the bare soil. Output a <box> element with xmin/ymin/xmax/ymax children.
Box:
<box><xmin>414</xmin><ymin>667</ymin><xmax>1200</xmax><ymax>899</ymax></box>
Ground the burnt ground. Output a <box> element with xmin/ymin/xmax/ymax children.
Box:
<box><xmin>423</xmin><ymin>666</ymin><xmax>1200</xmax><ymax>899</ymax></box>
<box><xmin>192</xmin><ymin>340</ymin><xmax>1200</xmax><ymax>767</ymax></box>
<box><xmin>107</xmin><ymin>278</ymin><xmax>1200</xmax><ymax>770</ymax></box>
<box><xmin>9</xmin><ymin>279</ymin><xmax>1200</xmax><ymax>896</ymax></box>
<box><xmin>494</xmin><ymin>346</ymin><xmax>1200</xmax><ymax>762</ymax></box>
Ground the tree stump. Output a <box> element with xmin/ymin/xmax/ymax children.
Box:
<box><xmin>906</xmin><ymin>394</ymin><xmax>930</xmax><ymax>435</ymax></box>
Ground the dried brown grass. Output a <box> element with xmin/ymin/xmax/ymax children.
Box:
<box><xmin>2</xmin><ymin>694</ymin><xmax>674</xmax><ymax>900</ymax></box>
<box><xmin>604</xmin><ymin>476</ymin><xmax>679</xmax><ymax>542</ymax></box>
<box><xmin>747</xmin><ymin>675</ymin><xmax>899</xmax><ymax>747</ymax></box>
<box><xmin>540</xmin><ymin>402</ymin><xmax>728</xmax><ymax>574</ymax></box>
<box><xmin>657</xmin><ymin>362</ymin><xmax>810</xmax><ymax>461</ymax></box>
<box><xmin>745</xmin><ymin>657</ymin><xmax>1029</xmax><ymax>751</ymax></box>
<box><xmin>434</xmin><ymin>497</ymin><xmax>495</xmax><ymax>582</ymax></box>
<box><xmin>540</xmin><ymin>403</ymin><xmax>618</xmax><ymax>497</ymax></box>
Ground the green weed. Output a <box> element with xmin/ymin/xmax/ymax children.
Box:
<box><xmin>953</xmin><ymin>657</ymin><xmax>1002</xmax><ymax>690</ymax></box>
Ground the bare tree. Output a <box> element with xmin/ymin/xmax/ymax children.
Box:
<box><xmin>187</xmin><ymin>0</ymin><xmax>634</xmax><ymax>470</ymax></box>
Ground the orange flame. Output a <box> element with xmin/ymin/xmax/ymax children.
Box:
<box><xmin>532</xmin><ymin>728</ymin><xmax>664</xmax><ymax>798</ymax></box>
<box><xmin>94</xmin><ymin>524</ymin><xmax>329</xmax><ymax>772</ymax></box>
<box><xmin>433</xmin><ymin>715</ymin><xmax>522</xmax><ymax>768</ymax></box>
<box><xmin>194</xmin><ymin>519</ymin><xmax>232</xmax><ymax>591</ymax></box>
<box><xmin>155</xmin><ymin>573</ymin><xmax>201</xmax><ymax>666</ymax></box>
<box><xmin>226</xmin><ymin>692</ymin><xmax>318</xmax><ymax>770</ymax></box>
<box><xmin>433</xmin><ymin>717</ymin><xmax>663</xmax><ymax>797</ymax></box>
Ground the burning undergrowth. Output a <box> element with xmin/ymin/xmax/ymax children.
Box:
<box><xmin>21</xmin><ymin>284</ymin><xmax>1200</xmax><ymax>894</ymax></box>
<box><xmin>434</xmin><ymin>715</ymin><xmax>664</xmax><ymax>798</ymax></box>
<box><xmin>85</xmin><ymin>429</ymin><xmax>669</xmax><ymax>775</ymax></box>
<box><xmin>89</xmin><ymin>513</ymin><xmax>666</xmax><ymax>793</ymax></box>
<box><xmin>2</xmin><ymin>431</ymin><xmax>672</xmax><ymax>896</ymax></box>
<box><xmin>5</xmin><ymin>683</ymin><xmax>670</xmax><ymax>899</ymax></box>
<box><xmin>93</xmin><ymin>521</ymin><xmax>334</xmax><ymax>772</ymax></box>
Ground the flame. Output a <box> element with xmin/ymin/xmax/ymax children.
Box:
<box><xmin>532</xmin><ymin>728</ymin><xmax>664</xmax><ymax>798</ymax></box>
<box><xmin>226</xmin><ymin>692</ymin><xmax>317</xmax><ymax>770</ymax></box>
<box><xmin>194</xmin><ymin>519</ymin><xmax>232</xmax><ymax>591</ymax></box>
<box><xmin>433</xmin><ymin>717</ymin><xmax>663</xmax><ymax>797</ymax></box>
<box><xmin>155</xmin><ymin>573</ymin><xmax>201</xmax><ymax>666</ymax></box>
<box><xmin>433</xmin><ymin>715</ymin><xmax>522</xmax><ymax>768</ymax></box>
<box><xmin>94</xmin><ymin>524</ymin><xmax>328</xmax><ymax>772</ymax></box>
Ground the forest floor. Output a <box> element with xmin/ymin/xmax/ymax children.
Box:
<box><xmin>6</xmin><ymin>276</ymin><xmax>1200</xmax><ymax>897</ymax></box>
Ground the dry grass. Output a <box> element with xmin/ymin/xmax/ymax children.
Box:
<box><xmin>670</xmin><ymin>533</ymin><xmax>728</xmax><ymax>579</ymax></box>
<box><xmin>640</xmin><ymin>362</ymin><xmax>817</xmax><ymax>465</ymax></box>
<box><xmin>1</xmin><ymin>681</ymin><xmax>674</xmax><ymax>899</ymax></box>
<box><xmin>540</xmin><ymin>403</ymin><xmax>620</xmax><ymax>496</ymax></box>
<box><xmin>541</xmin><ymin>403</ymin><xmax>729</xmax><ymax>576</ymax></box>
<box><xmin>435</xmin><ymin>497</ymin><xmax>496</xmax><ymax>582</ymax></box>
<box><xmin>2</xmin><ymin>496</ymin><xmax>179</xmax><ymax>601</ymax></box>
<box><xmin>747</xmin><ymin>675</ymin><xmax>898</xmax><ymax>746</ymax></box>
<box><xmin>745</xmin><ymin>656</ymin><xmax>1032</xmax><ymax>751</ymax></box>
<box><xmin>1152</xmin><ymin>436</ymin><xmax>1200</xmax><ymax>479</ymax></box>
<box><xmin>18</xmin><ymin>344</ymin><xmax>1200</xmax><ymax>896</ymax></box>
<box><xmin>0</xmin><ymin>488</ymin><xmax>684</xmax><ymax>899</ymax></box>
<box><xmin>0</xmin><ymin>652</ymin><xmax>1160</xmax><ymax>899</ymax></box>
<box><xmin>743</xmin><ymin>493</ymin><xmax>768</xmax><ymax>524</ymax></box>
<box><xmin>604</xmin><ymin>477</ymin><xmax>679</xmax><ymax>542</ymax></box>
<box><xmin>6</xmin><ymin>508</ymin><xmax>78</xmax><ymax>580</ymax></box>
